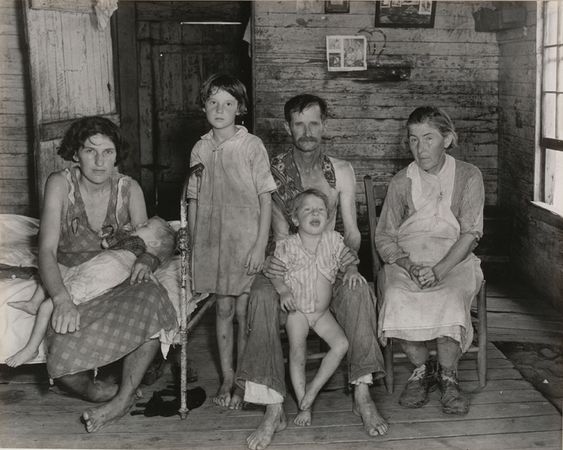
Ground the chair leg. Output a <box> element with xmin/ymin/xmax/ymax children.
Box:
<box><xmin>384</xmin><ymin>340</ymin><xmax>394</xmax><ymax>394</ymax></box>
<box><xmin>477</xmin><ymin>280</ymin><xmax>487</xmax><ymax>388</ymax></box>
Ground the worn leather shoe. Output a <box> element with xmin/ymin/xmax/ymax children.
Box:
<box><xmin>438</xmin><ymin>368</ymin><xmax>469</xmax><ymax>415</ymax></box>
<box><xmin>399</xmin><ymin>361</ymin><xmax>437</xmax><ymax>408</ymax></box>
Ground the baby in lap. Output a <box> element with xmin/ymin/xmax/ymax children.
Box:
<box><xmin>6</xmin><ymin>216</ymin><xmax>175</xmax><ymax>367</ymax></box>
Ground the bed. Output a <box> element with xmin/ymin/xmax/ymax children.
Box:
<box><xmin>0</xmin><ymin>214</ymin><xmax>205</xmax><ymax>369</ymax></box>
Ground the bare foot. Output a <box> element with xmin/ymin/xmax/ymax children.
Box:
<box><xmin>213</xmin><ymin>379</ymin><xmax>233</xmax><ymax>408</ymax></box>
<box><xmin>8</xmin><ymin>300</ymin><xmax>39</xmax><ymax>315</ymax></box>
<box><xmin>229</xmin><ymin>385</ymin><xmax>244</xmax><ymax>410</ymax></box>
<box><xmin>81</xmin><ymin>391</ymin><xmax>139</xmax><ymax>433</ymax></box>
<box><xmin>299</xmin><ymin>389</ymin><xmax>317</xmax><ymax>411</ymax></box>
<box><xmin>246</xmin><ymin>403</ymin><xmax>287</xmax><ymax>450</ymax></box>
<box><xmin>293</xmin><ymin>409</ymin><xmax>311</xmax><ymax>427</ymax></box>
<box><xmin>6</xmin><ymin>347</ymin><xmax>38</xmax><ymax>367</ymax></box>
<box><xmin>353</xmin><ymin>384</ymin><xmax>388</xmax><ymax>436</ymax></box>
<box><xmin>87</xmin><ymin>379</ymin><xmax>119</xmax><ymax>403</ymax></box>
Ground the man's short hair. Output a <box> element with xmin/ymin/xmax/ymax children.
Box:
<box><xmin>284</xmin><ymin>94</ymin><xmax>328</xmax><ymax>123</ymax></box>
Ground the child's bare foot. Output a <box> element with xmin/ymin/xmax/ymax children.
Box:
<box><xmin>6</xmin><ymin>347</ymin><xmax>38</xmax><ymax>367</ymax></box>
<box><xmin>81</xmin><ymin>390</ymin><xmax>139</xmax><ymax>433</ymax></box>
<box><xmin>213</xmin><ymin>378</ymin><xmax>233</xmax><ymax>408</ymax></box>
<box><xmin>299</xmin><ymin>389</ymin><xmax>317</xmax><ymax>412</ymax></box>
<box><xmin>228</xmin><ymin>385</ymin><xmax>244</xmax><ymax>410</ymax></box>
<box><xmin>8</xmin><ymin>300</ymin><xmax>39</xmax><ymax>315</ymax></box>
<box><xmin>293</xmin><ymin>408</ymin><xmax>311</xmax><ymax>427</ymax></box>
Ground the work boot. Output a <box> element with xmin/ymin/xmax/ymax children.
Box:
<box><xmin>399</xmin><ymin>360</ymin><xmax>437</xmax><ymax>408</ymax></box>
<box><xmin>438</xmin><ymin>367</ymin><xmax>469</xmax><ymax>415</ymax></box>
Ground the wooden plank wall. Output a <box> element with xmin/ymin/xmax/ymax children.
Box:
<box><xmin>253</xmin><ymin>0</ymin><xmax>500</xmax><ymax>228</ymax></box>
<box><xmin>0</xmin><ymin>0</ymin><xmax>35</xmax><ymax>216</ymax></box>
<box><xmin>497</xmin><ymin>2</ymin><xmax>563</xmax><ymax>310</ymax></box>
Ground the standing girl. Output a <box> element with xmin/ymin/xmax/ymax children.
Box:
<box><xmin>186</xmin><ymin>74</ymin><xmax>276</xmax><ymax>410</ymax></box>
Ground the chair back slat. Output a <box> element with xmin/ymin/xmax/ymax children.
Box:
<box><xmin>363</xmin><ymin>175</ymin><xmax>386</xmax><ymax>280</ymax></box>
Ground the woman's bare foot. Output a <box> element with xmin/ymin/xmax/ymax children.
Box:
<box><xmin>247</xmin><ymin>403</ymin><xmax>287</xmax><ymax>450</ymax></box>
<box><xmin>293</xmin><ymin>408</ymin><xmax>311</xmax><ymax>427</ymax></box>
<box><xmin>5</xmin><ymin>347</ymin><xmax>38</xmax><ymax>367</ymax></box>
<box><xmin>8</xmin><ymin>300</ymin><xmax>39</xmax><ymax>315</ymax></box>
<box><xmin>81</xmin><ymin>390</ymin><xmax>140</xmax><ymax>433</ymax></box>
<box><xmin>353</xmin><ymin>383</ymin><xmax>388</xmax><ymax>436</ymax></box>
<box><xmin>229</xmin><ymin>385</ymin><xmax>244</xmax><ymax>410</ymax></box>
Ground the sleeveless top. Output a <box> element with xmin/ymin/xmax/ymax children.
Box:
<box><xmin>57</xmin><ymin>167</ymin><xmax>133</xmax><ymax>267</ymax></box>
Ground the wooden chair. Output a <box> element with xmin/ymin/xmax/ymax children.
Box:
<box><xmin>363</xmin><ymin>175</ymin><xmax>487</xmax><ymax>393</ymax></box>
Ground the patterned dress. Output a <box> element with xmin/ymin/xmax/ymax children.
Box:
<box><xmin>46</xmin><ymin>168</ymin><xmax>177</xmax><ymax>378</ymax></box>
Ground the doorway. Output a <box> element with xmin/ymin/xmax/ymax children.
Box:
<box><xmin>116</xmin><ymin>1</ymin><xmax>252</xmax><ymax>220</ymax></box>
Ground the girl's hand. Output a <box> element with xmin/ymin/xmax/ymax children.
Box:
<box><xmin>51</xmin><ymin>294</ymin><xmax>80</xmax><ymax>334</ymax></box>
<box><xmin>343</xmin><ymin>266</ymin><xmax>367</xmax><ymax>290</ymax></box>
<box><xmin>407</xmin><ymin>263</ymin><xmax>424</xmax><ymax>288</ymax></box>
<box><xmin>280</xmin><ymin>291</ymin><xmax>296</xmax><ymax>312</ymax></box>
<box><xmin>245</xmin><ymin>245</ymin><xmax>266</xmax><ymax>275</ymax></box>
<box><xmin>417</xmin><ymin>266</ymin><xmax>438</xmax><ymax>289</ymax></box>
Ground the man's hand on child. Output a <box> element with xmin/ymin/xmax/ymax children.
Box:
<box><xmin>263</xmin><ymin>255</ymin><xmax>287</xmax><ymax>279</ymax></box>
<box><xmin>280</xmin><ymin>292</ymin><xmax>296</xmax><ymax>312</ymax></box>
<box><xmin>343</xmin><ymin>266</ymin><xmax>366</xmax><ymax>290</ymax></box>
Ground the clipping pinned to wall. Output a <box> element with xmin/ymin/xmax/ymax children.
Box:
<box><xmin>326</xmin><ymin>35</ymin><xmax>367</xmax><ymax>72</ymax></box>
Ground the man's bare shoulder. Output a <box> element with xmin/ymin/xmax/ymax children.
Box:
<box><xmin>327</xmin><ymin>155</ymin><xmax>355</xmax><ymax>184</ymax></box>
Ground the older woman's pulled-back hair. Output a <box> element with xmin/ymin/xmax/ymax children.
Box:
<box><xmin>57</xmin><ymin>116</ymin><xmax>124</xmax><ymax>163</ymax></box>
<box><xmin>199</xmin><ymin>73</ymin><xmax>249</xmax><ymax>115</ymax></box>
<box><xmin>407</xmin><ymin>106</ymin><xmax>458</xmax><ymax>149</ymax></box>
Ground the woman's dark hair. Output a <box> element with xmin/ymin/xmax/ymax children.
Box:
<box><xmin>284</xmin><ymin>94</ymin><xmax>328</xmax><ymax>123</ymax></box>
<box><xmin>406</xmin><ymin>106</ymin><xmax>458</xmax><ymax>149</ymax></box>
<box><xmin>290</xmin><ymin>188</ymin><xmax>330</xmax><ymax>220</ymax></box>
<box><xmin>57</xmin><ymin>116</ymin><xmax>124</xmax><ymax>163</ymax></box>
<box><xmin>199</xmin><ymin>73</ymin><xmax>249</xmax><ymax>115</ymax></box>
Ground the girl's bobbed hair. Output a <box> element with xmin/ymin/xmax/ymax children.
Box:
<box><xmin>57</xmin><ymin>116</ymin><xmax>125</xmax><ymax>163</ymax></box>
<box><xmin>199</xmin><ymin>73</ymin><xmax>249</xmax><ymax>115</ymax></box>
<box><xmin>406</xmin><ymin>106</ymin><xmax>458</xmax><ymax>149</ymax></box>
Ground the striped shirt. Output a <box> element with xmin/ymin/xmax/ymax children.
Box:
<box><xmin>274</xmin><ymin>231</ymin><xmax>346</xmax><ymax>313</ymax></box>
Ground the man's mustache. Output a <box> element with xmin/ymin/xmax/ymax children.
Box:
<box><xmin>297</xmin><ymin>137</ymin><xmax>319</xmax><ymax>143</ymax></box>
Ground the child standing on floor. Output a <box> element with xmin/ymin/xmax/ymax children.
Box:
<box><xmin>186</xmin><ymin>74</ymin><xmax>276</xmax><ymax>410</ymax></box>
<box><xmin>271</xmin><ymin>189</ymin><xmax>365</xmax><ymax>427</ymax></box>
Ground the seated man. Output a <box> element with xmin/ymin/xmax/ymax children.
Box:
<box><xmin>236</xmin><ymin>94</ymin><xmax>388</xmax><ymax>450</ymax></box>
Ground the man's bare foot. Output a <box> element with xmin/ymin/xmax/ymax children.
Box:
<box><xmin>293</xmin><ymin>409</ymin><xmax>311</xmax><ymax>427</ymax></box>
<box><xmin>6</xmin><ymin>347</ymin><xmax>38</xmax><ymax>367</ymax></box>
<box><xmin>8</xmin><ymin>300</ymin><xmax>39</xmax><ymax>315</ymax></box>
<box><xmin>229</xmin><ymin>385</ymin><xmax>244</xmax><ymax>410</ymax></box>
<box><xmin>353</xmin><ymin>383</ymin><xmax>388</xmax><ymax>436</ymax></box>
<box><xmin>81</xmin><ymin>390</ymin><xmax>139</xmax><ymax>433</ymax></box>
<box><xmin>246</xmin><ymin>403</ymin><xmax>287</xmax><ymax>450</ymax></box>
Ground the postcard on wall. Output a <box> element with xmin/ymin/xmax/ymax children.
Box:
<box><xmin>326</xmin><ymin>35</ymin><xmax>367</xmax><ymax>72</ymax></box>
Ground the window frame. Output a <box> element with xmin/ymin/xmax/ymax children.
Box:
<box><xmin>535</xmin><ymin>0</ymin><xmax>563</xmax><ymax>215</ymax></box>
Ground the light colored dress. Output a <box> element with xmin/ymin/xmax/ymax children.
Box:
<box><xmin>375</xmin><ymin>155</ymin><xmax>484</xmax><ymax>352</ymax></box>
<box><xmin>187</xmin><ymin>126</ymin><xmax>277</xmax><ymax>296</ymax></box>
<box><xmin>274</xmin><ymin>231</ymin><xmax>346</xmax><ymax>313</ymax></box>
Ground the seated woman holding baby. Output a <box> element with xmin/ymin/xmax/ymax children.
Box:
<box><xmin>36</xmin><ymin>116</ymin><xmax>177</xmax><ymax>432</ymax></box>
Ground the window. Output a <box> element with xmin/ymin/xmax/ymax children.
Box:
<box><xmin>537</xmin><ymin>1</ymin><xmax>563</xmax><ymax>215</ymax></box>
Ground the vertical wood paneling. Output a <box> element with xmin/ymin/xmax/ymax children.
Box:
<box><xmin>0</xmin><ymin>0</ymin><xmax>34</xmax><ymax>216</ymax></box>
<box><xmin>498</xmin><ymin>2</ymin><xmax>563</xmax><ymax>310</ymax></box>
<box><xmin>253</xmin><ymin>0</ymin><xmax>500</xmax><ymax>211</ymax></box>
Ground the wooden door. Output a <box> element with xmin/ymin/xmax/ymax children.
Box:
<box><xmin>133</xmin><ymin>2</ymin><xmax>251</xmax><ymax>220</ymax></box>
<box><xmin>24</xmin><ymin>0</ymin><xmax>117</xmax><ymax>204</ymax></box>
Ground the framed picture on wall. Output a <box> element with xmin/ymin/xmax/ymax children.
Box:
<box><xmin>326</xmin><ymin>35</ymin><xmax>367</xmax><ymax>72</ymax></box>
<box><xmin>375</xmin><ymin>0</ymin><xmax>437</xmax><ymax>28</ymax></box>
<box><xmin>325</xmin><ymin>0</ymin><xmax>350</xmax><ymax>14</ymax></box>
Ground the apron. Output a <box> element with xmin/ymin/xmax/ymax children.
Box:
<box><xmin>378</xmin><ymin>156</ymin><xmax>483</xmax><ymax>352</ymax></box>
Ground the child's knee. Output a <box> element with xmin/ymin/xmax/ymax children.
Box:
<box><xmin>332</xmin><ymin>337</ymin><xmax>349</xmax><ymax>357</ymax></box>
<box><xmin>216</xmin><ymin>301</ymin><xmax>235</xmax><ymax>320</ymax></box>
<box><xmin>39</xmin><ymin>299</ymin><xmax>54</xmax><ymax>314</ymax></box>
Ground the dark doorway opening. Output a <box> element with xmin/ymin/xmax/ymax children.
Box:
<box><xmin>116</xmin><ymin>1</ymin><xmax>252</xmax><ymax>219</ymax></box>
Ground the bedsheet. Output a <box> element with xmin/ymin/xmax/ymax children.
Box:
<box><xmin>0</xmin><ymin>214</ymin><xmax>203</xmax><ymax>365</ymax></box>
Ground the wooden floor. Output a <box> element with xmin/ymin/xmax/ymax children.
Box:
<box><xmin>1</xmin><ymin>278</ymin><xmax>562</xmax><ymax>450</ymax></box>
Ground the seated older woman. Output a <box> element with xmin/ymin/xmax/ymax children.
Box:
<box><xmin>375</xmin><ymin>106</ymin><xmax>484</xmax><ymax>415</ymax></box>
<box><xmin>40</xmin><ymin>116</ymin><xmax>177</xmax><ymax>432</ymax></box>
